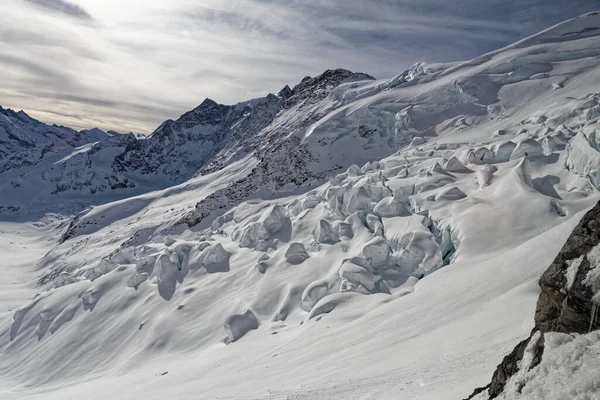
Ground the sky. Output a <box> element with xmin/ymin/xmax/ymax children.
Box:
<box><xmin>0</xmin><ymin>0</ymin><xmax>598</xmax><ymax>134</ymax></box>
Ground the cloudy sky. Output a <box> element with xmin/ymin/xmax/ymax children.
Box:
<box><xmin>1</xmin><ymin>0</ymin><xmax>598</xmax><ymax>133</ymax></box>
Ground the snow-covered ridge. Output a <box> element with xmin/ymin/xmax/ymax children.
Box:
<box><xmin>0</xmin><ymin>105</ymin><xmax>108</xmax><ymax>175</ymax></box>
<box><xmin>1</xmin><ymin>11</ymin><xmax>600</xmax><ymax>400</ymax></box>
<box><xmin>0</xmin><ymin>69</ymin><xmax>376</xmax><ymax>216</ymax></box>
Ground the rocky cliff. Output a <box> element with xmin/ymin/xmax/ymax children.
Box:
<box><xmin>467</xmin><ymin>200</ymin><xmax>600</xmax><ymax>399</ymax></box>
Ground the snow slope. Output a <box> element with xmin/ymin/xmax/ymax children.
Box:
<box><xmin>1</xmin><ymin>11</ymin><xmax>600</xmax><ymax>400</ymax></box>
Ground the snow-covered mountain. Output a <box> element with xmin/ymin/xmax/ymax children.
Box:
<box><xmin>0</xmin><ymin>69</ymin><xmax>376</xmax><ymax>215</ymax></box>
<box><xmin>0</xmin><ymin>106</ymin><xmax>106</xmax><ymax>176</ymax></box>
<box><xmin>1</xmin><ymin>11</ymin><xmax>600</xmax><ymax>400</ymax></box>
<box><xmin>0</xmin><ymin>106</ymin><xmax>107</xmax><ymax>173</ymax></box>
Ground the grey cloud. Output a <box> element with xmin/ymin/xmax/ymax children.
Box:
<box><xmin>0</xmin><ymin>28</ymin><xmax>104</xmax><ymax>61</ymax></box>
<box><xmin>24</xmin><ymin>0</ymin><xmax>93</xmax><ymax>21</ymax></box>
<box><xmin>0</xmin><ymin>53</ymin><xmax>74</xmax><ymax>85</ymax></box>
<box><xmin>2</xmin><ymin>0</ymin><xmax>600</xmax><ymax>134</ymax></box>
<box><xmin>181</xmin><ymin>7</ymin><xmax>292</xmax><ymax>41</ymax></box>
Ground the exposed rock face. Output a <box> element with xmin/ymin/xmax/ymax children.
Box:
<box><xmin>466</xmin><ymin>201</ymin><xmax>600</xmax><ymax>399</ymax></box>
<box><xmin>535</xmin><ymin>204</ymin><xmax>600</xmax><ymax>335</ymax></box>
<box><xmin>183</xmin><ymin>136</ymin><xmax>336</xmax><ymax>228</ymax></box>
<box><xmin>117</xmin><ymin>95</ymin><xmax>283</xmax><ymax>179</ymax></box>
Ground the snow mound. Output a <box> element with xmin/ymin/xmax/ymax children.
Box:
<box><xmin>224</xmin><ymin>309</ymin><xmax>259</xmax><ymax>342</ymax></box>
<box><xmin>307</xmin><ymin>292</ymin><xmax>358</xmax><ymax>320</ymax></box>
<box><xmin>435</xmin><ymin>186</ymin><xmax>467</xmax><ymax>201</ymax></box>
<box><xmin>477</xmin><ymin>164</ymin><xmax>497</xmax><ymax>188</ymax></box>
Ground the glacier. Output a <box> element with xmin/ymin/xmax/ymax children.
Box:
<box><xmin>0</xmin><ymin>11</ymin><xmax>600</xmax><ymax>400</ymax></box>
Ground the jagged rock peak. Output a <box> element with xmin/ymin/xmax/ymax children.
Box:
<box><xmin>282</xmin><ymin>68</ymin><xmax>375</xmax><ymax>107</ymax></box>
<box><xmin>291</xmin><ymin>68</ymin><xmax>375</xmax><ymax>94</ymax></box>
<box><xmin>277</xmin><ymin>85</ymin><xmax>293</xmax><ymax>99</ymax></box>
<box><xmin>159</xmin><ymin>99</ymin><xmax>231</xmax><ymax>130</ymax></box>
<box><xmin>197</xmin><ymin>98</ymin><xmax>219</xmax><ymax>108</ymax></box>
<box><xmin>0</xmin><ymin>105</ymin><xmax>33</xmax><ymax>123</ymax></box>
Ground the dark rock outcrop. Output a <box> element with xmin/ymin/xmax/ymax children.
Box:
<box><xmin>467</xmin><ymin>200</ymin><xmax>600</xmax><ymax>399</ymax></box>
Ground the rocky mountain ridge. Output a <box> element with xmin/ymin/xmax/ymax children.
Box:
<box><xmin>0</xmin><ymin>69</ymin><xmax>377</xmax><ymax>216</ymax></box>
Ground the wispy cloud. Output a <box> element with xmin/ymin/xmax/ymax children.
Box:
<box><xmin>1</xmin><ymin>0</ymin><xmax>598</xmax><ymax>133</ymax></box>
<box><xmin>24</xmin><ymin>0</ymin><xmax>93</xmax><ymax>21</ymax></box>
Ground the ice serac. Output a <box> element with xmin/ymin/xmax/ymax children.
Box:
<box><xmin>188</xmin><ymin>243</ymin><xmax>231</xmax><ymax>273</ymax></box>
<box><xmin>260</xmin><ymin>205</ymin><xmax>289</xmax><ymax>236</ymax></box>
<box><xmin>468</xmin><ymin>201</ymin><xmax>600</xmax><ymax>399</ymax></box>
<box><xmin>395</xmin><ymin>231</ymin><xmax>443</xmax><ymax>278</ymax></box>
<box><xmin>373</xmin><ymin>196</ymin><xmax>411</xmax><ymax>218</ymax></box>
<box><xmin>510</xmin><ymin>138</ymin><xmax>543</xmax><ymax>160</ymax></box>
<box><xmin>236</xmin><ymin>205</ymin><xmax>290</xmax><ymax>250</ymax></box>
<box><xmin>492</xmin><ymin>141</ymin><xmax>516</xmax><ymax>162</ymax></box>
<box><xmin>339</xmin><ymin>259</ymin><xmax>377</xmax><ymax>293</ymax></box>
<box><xmin>444</xmin><ymin>156</ymin><xmax>471</xmax><ymax>173</ymax></box>
<box><xmin>312</xmin><ymin>219</ymin><xmax>338</xmax><ymax>244</ymax></box>
<box><xmin>476</xmin><ymin>164</ymin><xmax>496</xmax><ymax>188</ymax></box>
<box><xmin>361</xmin><ymin>237</ymin><xmax>391</xmax><ymax>269</ymax></box>
<box><xmin>342</xmin><ymin>187</ymin><xmax>372</xmax><ymax>215</ymax></box>
<box><xmin>285</xmin><ymin>243</ymin><xmax>310</xmax><ymax>265</ymax></box>
<box><xmin>565</xmin><ymin>131</ymin><xmax>600</xmax><ymax>189</ymax></box>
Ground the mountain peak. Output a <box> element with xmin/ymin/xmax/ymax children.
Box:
<box><xmin>277</xmin><ymin>85</ymin><xmax>293</xmax><ymax>99</ymax></box>
<box><xmin>283</xmin><ymin>68</ymin><xmax>375</xmax><ymax>107</ymax></box>
<box><xmin>198</xmin><ymin>98</ymin><xmax>218</xmax><ymax>108</ymax></box>
<box><xmin>0</xmin><ymin>105</ymin><xmax>29</xmax><ymax>121</ymax></box>
<box><xmin>79</xmin><ymin>127</ymin><xmax>109</xmax><ymax>141</ymax></box>
<box><xmin>291</xmin><ymin>69</ymin><xmax>375</xmax><ymax>94</ymax></box>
